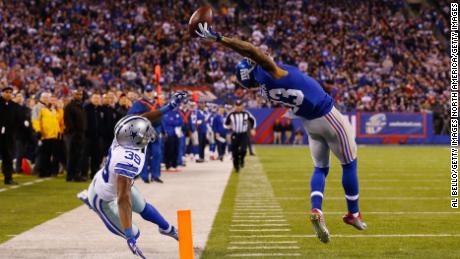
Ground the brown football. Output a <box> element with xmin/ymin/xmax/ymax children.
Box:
<box><xmin>188</xmin><ymin>6</ymin><xmax>213</xmax><ymax>38</ymax></box>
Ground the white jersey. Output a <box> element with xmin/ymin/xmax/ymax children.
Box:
<box><xmin>93</xmin><ymin>140</ymin><xmax>147</xmax><ymax>201</ymax></box>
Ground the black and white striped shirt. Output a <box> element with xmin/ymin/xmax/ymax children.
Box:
<box><xmin>225</xmin><ymin>111</ymin><xmax>256</xmax><ymax>133</ymax></box>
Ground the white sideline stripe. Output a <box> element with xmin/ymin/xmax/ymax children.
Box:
<box><xmin>229</xmin><ymin>241</ymin><xmax>297</xmax><ymax>244</ymax></box>
<box><xmin>270</xmin><ymin>179</ymin><xmax>444</xmax><ymax>183</ymax></box>
<box><xmin>233</xmin><ymin>215</ymin><xmax>284</xmax><ymax>218</ymax></box>
<box><xmin>226</xmin><ymin>253</ymin><xmax>302</xmax><ymax>257</ymax></box>
<box><xmin>233</xmin><ymin>213</ymin><xmax>284</xmax><ymax>216</ymax></box>
<box><xmin>235</xmin><ymin>206</ymin><xmax>281</xmax><ymax>208</ymax></box>
<box><xmin>229</xmin><ymin>229</ymin><xmax>291</xmax><ymax>232</ymax></box>
<box><xmin>229</xmin><ymin>234</ymin><xmax>460</xmax><ymax>238</ymax></box>
<box><xmin>227</xmin><ymin>246</ymin><xmax>300</xmax><ymax>250</ymax></box>
<box><xmin>243</xmin><ymin>211</ymin><xmax>460</xmax><ymax>215</ymax></box>
<box><xmin>0</xmin><ymin>178</ymin><xmax>51</xmax><ymax>193</ymax></box>
<box><xmin>231</xmin><ymin>224</ymin><xmax>289</xmax><ymax>227</ymax></box>
<box><xmin>235</xmin><ymin>209</ymin><xmax>282</xmax><ymax>211</ymax></box>
<box><xmin>278</xmin><ymin>186</ymin><xmax>446</xmax><ymax>191</ymax></box>
<box><xmin>274</xmin><ymin>197</ymin><xmax>450</xmax><ymax>201</ymax></box>
<box><xmin>232</xmin><ymin>219</ymin><xmax>287</xmax><ymax>222</ymax></box>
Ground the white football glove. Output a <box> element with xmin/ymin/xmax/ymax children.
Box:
<box><xmin>195</xmin><ymin>22</ymin><xmax>222</xmax><ymax>41</ymax></box>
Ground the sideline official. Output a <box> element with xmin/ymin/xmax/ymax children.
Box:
<box><xmin>225</xmin><ymin>100</ymin><xmax>256</xmax><ymax>172</ymax></box>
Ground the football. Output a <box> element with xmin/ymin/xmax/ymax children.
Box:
<box><xmin>188</xmin><ymin>6</ymin><xmax>213</xmax><ymax>38</ymax></box>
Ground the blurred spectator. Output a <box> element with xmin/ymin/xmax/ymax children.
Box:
<box><xmin>64</xmin><ymin>90</ymin><xmax>86</xmax><ymax>182</ymax></box>
<box><xmin>0</xmin><ymin>86</ymin><xmax>20</xmax><ymax>185</ymax></box>
<box><xmin>283</xmin><ymin>119</ymin><xmax>294</xmax><ymax>144</ymax></box>
<box><xmin>100</xmin><ymin>92</ymin><xmax>119</xmax><ymax>156</ymax></box>
<box><xmin>294</xmin><ymin>129</ymin><xmax>304</xmax><ymax>145</ymax></box>
<box><xmin>12</xmin><ymin>93</ymin><xmax>34</xmax><ymax>174</ymax></box>
<box><xmin>82</xmin><ymin>93</ymin><xmax>103</xmax><ymax>179</ymax></box>
<box><xmin>32</xmin><ymin>93</ymin><xmax>61</xmax><ymax>177</ymax></box>
<box><xmin>163</xmin><ymin>110</ymin><xmax>183</xmax><ymax>171</ymax></box>
<box><xmin>273</xmin><ymin>119</ymin><xmax>282</xmax><ymax>144</ymax></box>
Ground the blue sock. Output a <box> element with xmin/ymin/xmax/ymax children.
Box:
<box><xmin>342</xmin><ymin>159</ymin><xmax>359</xmax><ymax>214</ymax></box>
<box><xmin>310</xmin><ymin>167</ymin><xmax>329</xmax><ymax>211</ymax></box>
<box><xmin>192</xmin><ymin>146</ymin><xmax>199</xmax><ymax>156</ymax></box>
<box><xmin>210</xmin><ymin>143</ymin><xmax>216</xmax><ymax>152</ymax></box>
<box><xmin>140</xmin><ymin>203</ymin><xmax>170</xmax><ymax>231</ymax></box>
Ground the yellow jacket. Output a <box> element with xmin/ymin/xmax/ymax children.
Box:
<box><xmin>32</xmin><ymin>106</ymin><xmax>60</xmax><ymax>139</ymax></box>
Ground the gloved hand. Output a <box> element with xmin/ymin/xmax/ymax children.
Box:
<box><xmin>169</xmin><ymin>91</ymin><xmax>189</xmax><ymax>108</ymax></box>
<box><xmin>125</xmin><ymin>228</ymin><xmax>146</xmax><ymax>259</ymax></box>
<box><xmin>195</xmin><ymin>22</ymin><xmax>222</xmax><ymax>42</ymax></box>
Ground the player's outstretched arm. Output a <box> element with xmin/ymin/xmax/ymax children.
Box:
<box><xmin>195</xmin><ymin>23</ymin><xmax>287</xmax><ymax>79</ymax></box>
<box><xmin>141</xmin><ymin>91</ymin><xmax>189</xmax><ymax>122</ymax></box>
<box><xmin>117</xmin><ymin>175</ymin><xmax>133</xmax><ymax>231</ymax></box>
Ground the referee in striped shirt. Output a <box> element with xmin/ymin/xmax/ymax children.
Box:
<box><xmin>225</xmin><ymin>100</ymin><xmax>256</xmax><ymax>172</ymax></box>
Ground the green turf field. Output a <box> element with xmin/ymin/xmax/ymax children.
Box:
<box><xmin>203</xmin><ymin>146</ymin><xmax>460</xmax><ymax>258</ymax></box>
<box><xmin>0</xmin><ymin>175</ymin><xmax>88</xmax><ymax>243</ymax></box>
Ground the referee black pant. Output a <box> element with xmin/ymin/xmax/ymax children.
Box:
<box><xmin>231</xmin><ymin>133</ymin><xmax>248</xmax><ymax>171</ymax></box>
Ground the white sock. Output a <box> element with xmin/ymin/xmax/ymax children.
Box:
<box><xmin>353</xmin><ymin>212</ymin><xmax>359</xmax><ymax>218</ymax></box>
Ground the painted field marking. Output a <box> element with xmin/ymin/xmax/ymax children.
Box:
<box><xmin>277</xmin><ymin>211</ymin><xmax>460</xmax><ymax>215</ymax></box>
<box><xmin>235</xmin><ymin>207</ymin><xmax>281</xmax><ymax>209</ymax></box>
<box><xmin>276</xmin><ymin>186</ymin><xmax>446</xmax><ymax>191</ymax></box>
<box><xmin>233</xmin><ymin>213</ymin><xmax>284</xmax><ymax>216</ymax></box>
<box><xmin>227</xmin><ymin>246</ymin><xmax>300</xmax><ymax>250</ymax></box>
<box><xmin>231</xmin><ymin>219</ymin><xmax>288</xmax><ymax>223</ymax></box>
<box><xmin>230</xmin><ymin>224</ymin><xmax>290</xmax><ymax>227</ymax></box>
<box><xmin>229</xmin><ymin>229</ymin><xmax>291</xmax><ymax>232</ymax></box>
<box><xmin>232</xmin><ymin>215</ymin><xmax>284</xmax><ymax>218</ymax></box>
<box><xmin>270</xmin><ymin>179</ymin><xmax>445</xmax><ymax>183</ymax></box>
<box><xmin>0</xmin><ymin>178</ymin><xmax>51</xmax><ymax>193</ymax></box>
<box><xmin>226</xmin><ymin>253</ymin><xmax>302</xmax><ymax>257</ymax></box>
<box><xmin>229</xmin><ymin>234</ymin><xmax>460</xmax><ymax>238</ymax></box>
<box><xmin>229</xmin><ymin>241</ymin><xmax>297</xmax><ymax>245</ymax></box>
<box><xmin>234</xmin><ymin>209</ymin><xmax>283</xmax><ymax>212</ymax></box>
<box><xmin>273</xmin><ymin>197</ymin><xmax>451</xmax><ymax>201</ymax></box>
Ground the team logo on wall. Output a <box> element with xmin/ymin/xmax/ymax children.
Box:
<box><xmin>365</xmin><ymin>113</ymin><xmax>387</xmax><ymax>134</ymax></box>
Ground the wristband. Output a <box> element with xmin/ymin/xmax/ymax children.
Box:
<box><xmin>124</xmin><ymin>227</ymin><xmax>134</xmax><ymax>239</ymax></box>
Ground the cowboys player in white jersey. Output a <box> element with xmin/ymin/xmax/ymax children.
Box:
<box><xmin>77</xmin><ymin>92</ymin><xmax>188</xmax><ymax>258</ymax></box>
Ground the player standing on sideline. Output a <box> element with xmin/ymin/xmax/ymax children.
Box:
<box><xmin>77</xmin><ymin>92</ymin><xmax>188</xmax><ymax>258</ymax></box>
<box><xmin>128</xmin><ymin>85</ymin><xmax>164</xmax><ymax>183</ymax></box>
<box><xmin>195</xmin><ymin>23</ymin><xmax>366</xmax><ymax>243</ymax></box>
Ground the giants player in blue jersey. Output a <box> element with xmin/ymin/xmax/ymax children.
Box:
<box><xmin>195</xmin><ymin>23</ymin><xmax>367</xmax><ymax>243</ymax></box>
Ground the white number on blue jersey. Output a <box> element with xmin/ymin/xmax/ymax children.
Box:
<box><xmin>268</xmin><ymin>88</ymin><xmax>304</xmax><ymax>113</ymax></box>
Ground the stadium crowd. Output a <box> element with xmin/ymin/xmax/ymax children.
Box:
<box><xmin>0</xmin><ymin>0</ymin><xmax>451</xmax><ymax>184</ymax></box>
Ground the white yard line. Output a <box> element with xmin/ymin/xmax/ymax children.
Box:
<box><xmin>231</xmin><ymin>219</ymin><xmax>288</xmax><ymax>222</ymax></box>
<box><xmin>226</xmin><ymin>253</ymin><xmax>302</xmax><ymax>257</ymax></box>
<box><xmin>230</xmin><ymin>224</ymin><xmax>290</xmax><ymax>227</ymax></box>
<box><xmin>229</xmin><ymin>229</ymin><xmax>291</xmax><ymax>232</ymax></box>
<box><xmin>274</xmin><ymin>197</ymin><xmax>450</xmax><ymax>200</ymax></box>
<box><xmin>227</xmin><ymin>246</ymin><xmax>300</xmax><ymax>250</ymax></box>
<box><xmin>270</xmin><ymin>179</ymin><xmax>445</xmax><ymax>183</ymax></box>
<box><xmin>230</xmin><ymin>234</ymin><xmax>460</xmax><ymax>238</ymax></box>
<box><xmin>229</xmin><ymin>241</ymin><xmax>297</xmax><ymax>244</ymax></box>
<box><xmin>232</xmin><ymin>215</ymin><xmax>284</xmax><ymax>218</ymax></box>
<box><xmin>0</xmin><ymin>178</ymin><xmax>51</xmax><ymax>193</ymax></box>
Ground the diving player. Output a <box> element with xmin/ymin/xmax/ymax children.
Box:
<box><xmin>195</xmin><ymin>23</ymin><xmax>366</xmax><ymax>243</ymax></box>
<box><xmin>77</xmin><ymin>91</ymin><xmax>188</xmax><ymax>258</ymax></box>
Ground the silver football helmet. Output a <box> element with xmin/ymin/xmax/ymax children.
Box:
<box><xmin>114</xmin><ymin>115</ymin><xmax>156</xmax><ymax>149</ymax></box>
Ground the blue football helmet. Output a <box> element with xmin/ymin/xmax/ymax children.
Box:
<box><xmin>235</xmin><ymin>58</ymin><xmax>257</xmax><ymax>89</ymax></box>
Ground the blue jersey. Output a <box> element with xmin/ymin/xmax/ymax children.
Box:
<box><xmin>254</xmin><ymin>64</ymin><xmax>333</xmax><ymax>120</ymax></box>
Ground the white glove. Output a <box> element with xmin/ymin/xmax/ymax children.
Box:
<box><xmin>195</xmin><ymin>22</ymin><xmax>222</xmax><ymax>42</ymax></box>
